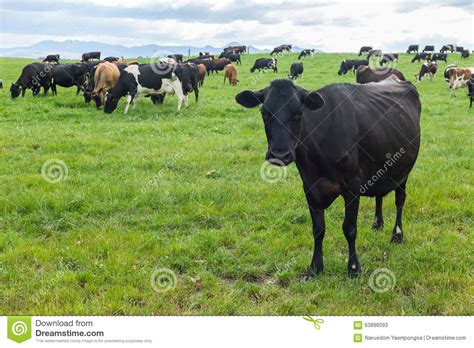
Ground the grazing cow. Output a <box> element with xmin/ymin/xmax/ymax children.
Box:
<box><xmin>337</xmin><ymin>60</ymin><xmax>369</xmax><ymax>75</ymax></box>
<box><xmin>82</xmin><ymin>51</ymin><xmax>101</xmax><ymax>62</ymax></box>
<box><xmin>461</xmin><ymin>49</ymin><xmax>470</xmax><ymax>59</ymax></box>
<box><xmin>104</xmin><ymin>64</ymin><xmax>185</xmax><ymax>114</ymax></box>
<box><xmin>289</xmin><ymin>62</ymin><xmax>304</xmax><ymax>80</ymax></box>
<box><xmin>10</xmin><ymin>62</ymin><xmax>53</xmax><ymax>98</ymax></box>
<box><xmin>174</xmin><ymin>63</ymin><xmax>199</xmax><ymax>102</ymax></box>
<box><xmin>467</xmin><ymin>76</ymin><xmax>474</xmax><ymax>107</ymax></box>
<box><xmin>422</xmin><ymin>45</ymin><xmax>435</xmax><ymax>52</ymax></box>
<box><xmin>411</xmin><ymin>52</ymin><xmax>431</xmax><ymax>63</ymax></box>
<box><xmin>406</xmin><ymin>45</ymin><xmax>419</xmax><ymax>53</ymax></box>
<box><xmin>367</xmin><ymin>49</ymin><xmax>382</xmax><ymax>59</ymax></box>
<box><xmin>356</xmin><ymin>66</ymin><xmax>406</xmax><ymax>83</ymax></box>
<box><xmin>43</xmin><ymin>54</ymin><xmax>60</xmax><ymax>63</ymax></box>
<box><xmin>0</xmin><ymin>79</ymin><xmax>3</xmax><ymax>89</ymax></box>
<box><xmin>379</xmin><ymin>53</ymin><xmax>399</xmax><ymax>65</ymax></box>
<box><xmin>415</xmin><ymin>62</ymin><xmax>438</xmax><ymax>81</ymax></box>
<box><xmin>187</xmin><ymin>59</ymin><xmax>215</xmax><ymax>75</ymax></box>
<box><xmin>209</xmin><ymin>58</ymin><xmax>231</xmax><ymax>74</ymax></box>
<box><xmin>103</xmin><ymin>56</ymin><xmax>120</xmax><ymax>62</ymax></box>
<box><xmin>51</xmin><ymin>63</ymin><xmax>88</xmax><ymax>95</ymax></box>
<box><xmin>431</xmin><ymin>53</ymin><xmax>447</xmax><ymax>63</ymax></box>
<box><xmin>444</xmin><ymin>64</ymin><xmax>457</xmax><ymax>82</ymax></box>
<box><xmin>197</xmin><ymin>53</ymin><xmax>214</xmax><ymax>60</ymax></box>
<box><xmin>218</xmin><ymin>52</ymin><xmax>241</xmax><ymax>64</ymax></box>
<box><xmin>271</xmin><ymin>44</ymin><xmax>291</xmax><ymax>55</ymax></box>
<box><xmin>298</xmin><ymin>49</ymin><xmax>315</xmax><ymax>59</ymax></box>
<box><xmin>224</xmin><ymin>45</ymin><xmax>246</xmax><ymax>54</ymax></box>
<box><xmin>223</xmin><ymin>64</ymin><xmax>239</xmax><ymax>86</ymax></box>
<box><xmin>358</xmin><ymin>46</ymin><xmax>372</xmax><ymax>56</ymax></box>
<box><xmin>91</xmin><ymin>62</ymin><xmax>121</xmax><ymax>109</ymax></box>
<box><xmin>235</xmin><ymin>76</ymin><xmax>421</xmax><ymax>277</ymax></box>
<box><xmin>197</xmin><ymin>64</ymin><xmax>207</xmax><ymax>87</ymax></box>
<box><xmin>447</xmin><ymin>67</ymin><xmax>474</xmax><ymax>96</ymax></box>
<box><xmin>456</xmin><ymin>46</ymin><xmax>464</xmax><ymax>53</ymax></box>
<box><xmin>250</xmin><ymin>58</ymin><xmax>278</xmax><ymax>73</ymax></box>
<box><xmin>168</xmin><ymin>54</ymin><xmax>183</xmax><ymax>63</ymax></box>
<box><xmin>440</xmin><ymin>44</ymin><xmax>456</xmax><ymax>53</ymax></box>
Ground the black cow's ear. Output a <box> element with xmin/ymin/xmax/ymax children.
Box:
<box><xmin>304</xmin><ymin>91</ymin><xmax>325</xmax><ymax>111</ymax></box>
<box><xmin>235</xmin><ymin>90</ymin><xmax>264</xmax><ymax>108</ymax></box>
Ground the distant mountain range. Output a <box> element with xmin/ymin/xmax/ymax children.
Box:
<box><xmin>0</xmin><ymin>40</ymin><xmax>322</xmax><ymax>59</ymax></box>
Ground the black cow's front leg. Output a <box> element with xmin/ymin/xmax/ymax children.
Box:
<box><xmin>343</xmin><ymin>194</ymin><xmax>360</xmax><ymax>277</ymax></box>
<box><xmin>391</xmin><ymin>181</ymin><xmax>407</xmax><ymax>244</ymax></box>
<box><xmin>306</xmin><ymin>205</ymin><xmax>325</xmax><ymax>279</ymax></box>
<box><xmin>372</xmin><ymin>195</ymin><xmax>384</xmax><ymax>230</ymax></box>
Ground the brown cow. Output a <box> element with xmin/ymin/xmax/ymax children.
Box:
<box><xmin>448</xmin><ymin>67</ymin><xmax>474</xmax><ymax>96</ymax></box>
<box><xmin>197</xmin><ymin>64</ymin><xmax>207</xmax><ymax>87</ymax></box>
<box><xmin>223</xmin><ymin>64</ymin><xmax>239</xmax><ymax>86</ymax></box>
<box><xmin>92</xmin><ymin>62</ymin><xmax>120</xmax><ymax>108</ymax></box>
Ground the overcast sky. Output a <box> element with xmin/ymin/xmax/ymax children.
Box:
<box><xmin>0</xmin><ymin>0</ymin><xmax>472</xmax><ymax>51</ymax></box>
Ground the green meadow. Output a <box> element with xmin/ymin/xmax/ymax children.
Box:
<box><xmin>0</xmin><ymin>52</ymin><xmax>472</xmax><ymax>315</ymax></box>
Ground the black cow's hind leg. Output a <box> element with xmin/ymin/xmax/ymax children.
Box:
<box><xmin>305</xmin><ymin>204</ymin><xmax>325</xmax><ymax>279</ymax></box>
<box><xmin>372</xmin><ymin>196</ymin><xmax>384</xmax><ymax>230</ymax></box>
<box><xmin>391</xmin><ymin>181</ymin><xmax>407</xmax><ymax>244</ymax></box>
<box><xmin>343</xmin><ymin>194</ymin><xmax>360</xmax><ymax>277</ymax></box>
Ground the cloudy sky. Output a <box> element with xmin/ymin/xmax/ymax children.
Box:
<box><xmin>0</xmin><ymin>0</ymin><xmax>472</xmax><ymax>51</ymax></box>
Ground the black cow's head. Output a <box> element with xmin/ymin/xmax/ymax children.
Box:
<box><xmin>235</xmin><ymin>79</ymin><xmax>325</xmax><ymax>166</ymax></box>
<box><xmin>337</xmin><ymin>61</ymin><xmax>347</xmax><ymax>75</ymax></box>
<box><xmin>10</xmin><ymin>83</ymin><xmax>21</xmax><ymax>98</ymax></box>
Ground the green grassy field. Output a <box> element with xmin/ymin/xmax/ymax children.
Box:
<box><xmin>0</xmin><ymin>52</ymin><xmax>472</xmax><ymax>315</ymax></box>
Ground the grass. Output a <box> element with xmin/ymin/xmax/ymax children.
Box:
<box><xmin>0</xmin><ymin>52</ymin><xmax>472</xmax><ymax>315</ymax></box>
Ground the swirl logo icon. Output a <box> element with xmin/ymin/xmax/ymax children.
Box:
<box><xmin>260</xmin><ymin>159</ymin><xmax>288</xmax><ymax>183</ymax></box>
<box><xmin>41</xmin><ymin>159</ymin><xmax>68</xmax><ymax>183</ymax></box>
<box><xmin>150</xmin><ymin>268</ymin><xmax>177</xmax><ymax>293</ymax></box>
<box><xmin>7</xmin><ymin>316</ymin><xmax>32</xmax><ymax>343</ymax></box>
<box><xmin>369</xmin><ymin>268</ymin><xmax>396</xmax><ymax>293</ymax></box>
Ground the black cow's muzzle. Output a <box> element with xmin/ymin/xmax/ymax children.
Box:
<box><xmin>266</xmin><ymin>150</ymin><xmax>295</xmax><ymax>166</ymax></box>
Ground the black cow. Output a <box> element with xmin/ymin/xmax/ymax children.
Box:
<box><xmin>467</xmin><ymin>75</ymin><xmax>474</xmax><ymax>108</ymax></box>
<box><xmin>456</xmin><ymin>46</ymin><xmax>464</xmax><ymax>53</ymax></box>
<box><xmin>461</xmin><ymin>49</ymin><xmax>470</xmax><ymax>59</ymax></box>
<box><xmin>379</xmin><ymin>53</ymin><xmax>398</xmax><ymax>65</ymax></box>
<box><xmin>289</xmin><ymin>62</ymin><xmax>303</xmax><ymax>80</ymax></box>
<box><xmin>440</xmin><ymin>44</ymin><xmax>455</xmax><ymax>53</ymax></box>
<box><xmin>43</xmin><ymin>54</ymin><xmax>60</xmax><ymax>63</ymax></box>
<box><xmin>51</xmin><ymin>63</ymin><xmax>87</xmax><ymax>95</ymax></box>
<box><xmin>337</xmin><ymin>60</ymin><xmax>368</xmax><ymax>75</ymax></box>
<box><xmin>103</xmin><ymin>56</ymin><xmax>120</xmax><ymax>62</ymax></box>
<box><xmin>218</xmin><ymin>52</ymin><xmax>241</xmax><ymax>65</ymax></box>
<box><xmin>356</xmin><ymin>66</ymin><xmax>405</xmax><ymax>84</ymax></box>
<box><xmin>423</xmin><ymin>45</ymin><xmax>435</xmax><ymax>52</ymax></box>
<box><xmin>358</xmin><ymin>46</ymin><xmax>372</xmax><ymax>56</ymax></box>
<box><xmin>208</xmin><ymin>58</ymin><xmax>231</xmax><ymax>74</ymax></box>
<box><xmin>168</xmin><ymin>54</ymin><xmax>183</xmax><ymax>63</ymax></box>
<box><xmin>235</xmin><ymin>77</ymin><xmax>421</xmax><ymax>277</ymax></box>
<box><xmin>224</xmin><ymin>45</ymin><xmax>246</xmax><ymax>54</ymax></box>
<box><xmin>415</xmin><ymin>62</ymin><xmax>437</xmax><ymax>81</ymax></box>
<box><xmin>250</xmin><ymin>58</ymin><xmax>278</xmax><ymax>73</ymax></box>
<box><xmin>431</xmin><ymin>53</ymin><xmax>447</xmax><ymax>63</ymax></box>
<box><xmin>411</xmin><ymin>52</ymin><xmax>431</xmax><ymax>63</ymax></box>
<box><xmin>367</xmin><ymin>49</ymin><xmax>382</xmax><ymax>59</ymax></box>
<box><xmin>186</xmin><ymin>58</ymin><xmax>215</xmax><ymax>75</ymax></box>
<box><xmin>10</xmin><ymin>62</ymin><xmax>53</xmax><ymax>98</ymax></box>
<box><xmin>104</xmin><ymin>64</ymin><xmax>186</xmax><ymax>114</ymax></box>
<box><xmin>0</xmin><ymin>79</ymin><xmax>3</xmax><ymax>89</ymax></box>
<box><xmin>271</xmin><ymin>45</ymin><xmax>291</xmax><ymax>55</ymax></box>
<box><xmin>298</xmin><ymin>49</ymin><xmax>315</xmax><ymax>59</ymax></box>
<box><xmin>406</xmin><ymin>45</ymin><xmax>418</xmax><ymax>53</ymax></box>
<box><xmin>82</xmin><ymin>51</ymin><xmax>101</xmax><ymax>62</ymax></box>
<box><xmin>174</xmin><ymin>63</ymin><xmax>199</xmax><ymax>102</ymax></box>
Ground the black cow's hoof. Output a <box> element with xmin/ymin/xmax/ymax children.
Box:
<box><xmin>372</xmin><ymin>220</ymin><xmax>384</xmax><ymax>231</ymax></box>
<box><xmin>348</xmin><ymin>260</ymin><xmax>360</xmax><ymax>278</ymax></box>
<box><xmin>390</xmin><ymin>234</ymin><xmax>403</xmax><ymax>244</ymax></box>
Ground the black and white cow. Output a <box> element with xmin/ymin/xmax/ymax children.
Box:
<box><xmin>298</xmin><ymin>49</ymin><xmax>315</xmax><ymax>59</ymax></box>
<box><xmin>103</xmin><ymin>56</ymin><xmax>120</xmax><ymax>62</ymax></box>
<box><xmin>411</xmin><ymin>52</ymin><xmax>431</xmax><ymax>63</ymax></box>
<box><xmin>379</xmin><ymin>53</ymin><xmax>398</xmax><ymax>65</ymax></box>
<box><xmin>431</xmin><ymin>53</ymin><xmax>447</xmax><ymax>63</ymax></box>
<box><xmin>168</xmin><ymin>54</ymin><xmax>184</xmax><ymax>63</ymax></box>
<box><xmin>422</xmin><ymin>45</ymin><xmax>435</xmax><ymax>52</ymax></box>
<box><xmin>10</xmin><ymin>62</ymin><xmax>53</xmax><ymax>98</ymax></box>
<box><xmin>271</xmin><ymin>45</ymin><xmax>291</xmax><ymax>55</ymax></box>
<box><xmin>235</xmin><ymin>77</ymin><xmax>421</xmax><ymax>277</ymax></box>
<box><xmin>440</xmin><ymin>44</ymin><xmax>456</xmax><ymax>53</ymax></box>
<box><xmin>358</xmin><ymin>46</ymin><xmax>372</xmax><ymax>56</ymax></box>
<box><xmin>415</xmin><ymin>61</ymin><xmax>438</xmax><ymax>81</ymax></box>
<box><xmin>367</xmin><ymin>49</ymin><xmax>382</xmax><ymax>59</ymax></box>
<box><xmin>456</xmin><ymin>46</ymin><xmax>464</xmax><ymax>53</ymax></box>
<box><xmin>250</xmin><ymin>58</ymin><xmax>278</xmax><ymax>73</ymax></box>
<box><xmin>43</xmin><ymin>54</ymin><xmax>60</xmax><ymax>63</ymax></box>
<box><xmin>82</xmin><ymin>51</ymin><xmax>101</xmax><ymax>62</ymax></box>
<box><xmin>337</xmin><ymin>60</ymin><xmax>369</xmax><ymax>75</ymax></box>
<box><xmin>406</xmin><ymin>45</ymin><xmax>419</xmax><ymax>53</ymax></box>
<box><xmin>461</xmin><ymin>49</ymin><xmax>470</xmax><ymax>59</ymax></box>
<box><xmin>289</xmin><ymin>62</ymin><xmax>303</xmax><ymax>80</ymax></box>
<box><xmin>51</xmin><ymin>63</ymin><xmax>88</xmax><ymax>95</ymax></box>
<box><xmin>104</xmin><ymin>64</ymin><xmax>185</xmax><ymax>114</ymax></box>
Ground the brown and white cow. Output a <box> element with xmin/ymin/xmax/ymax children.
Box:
<box><xmin>448</xmin><ymin>67</ymin><xmax>474</xmax><ymax>96</ymax></box>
